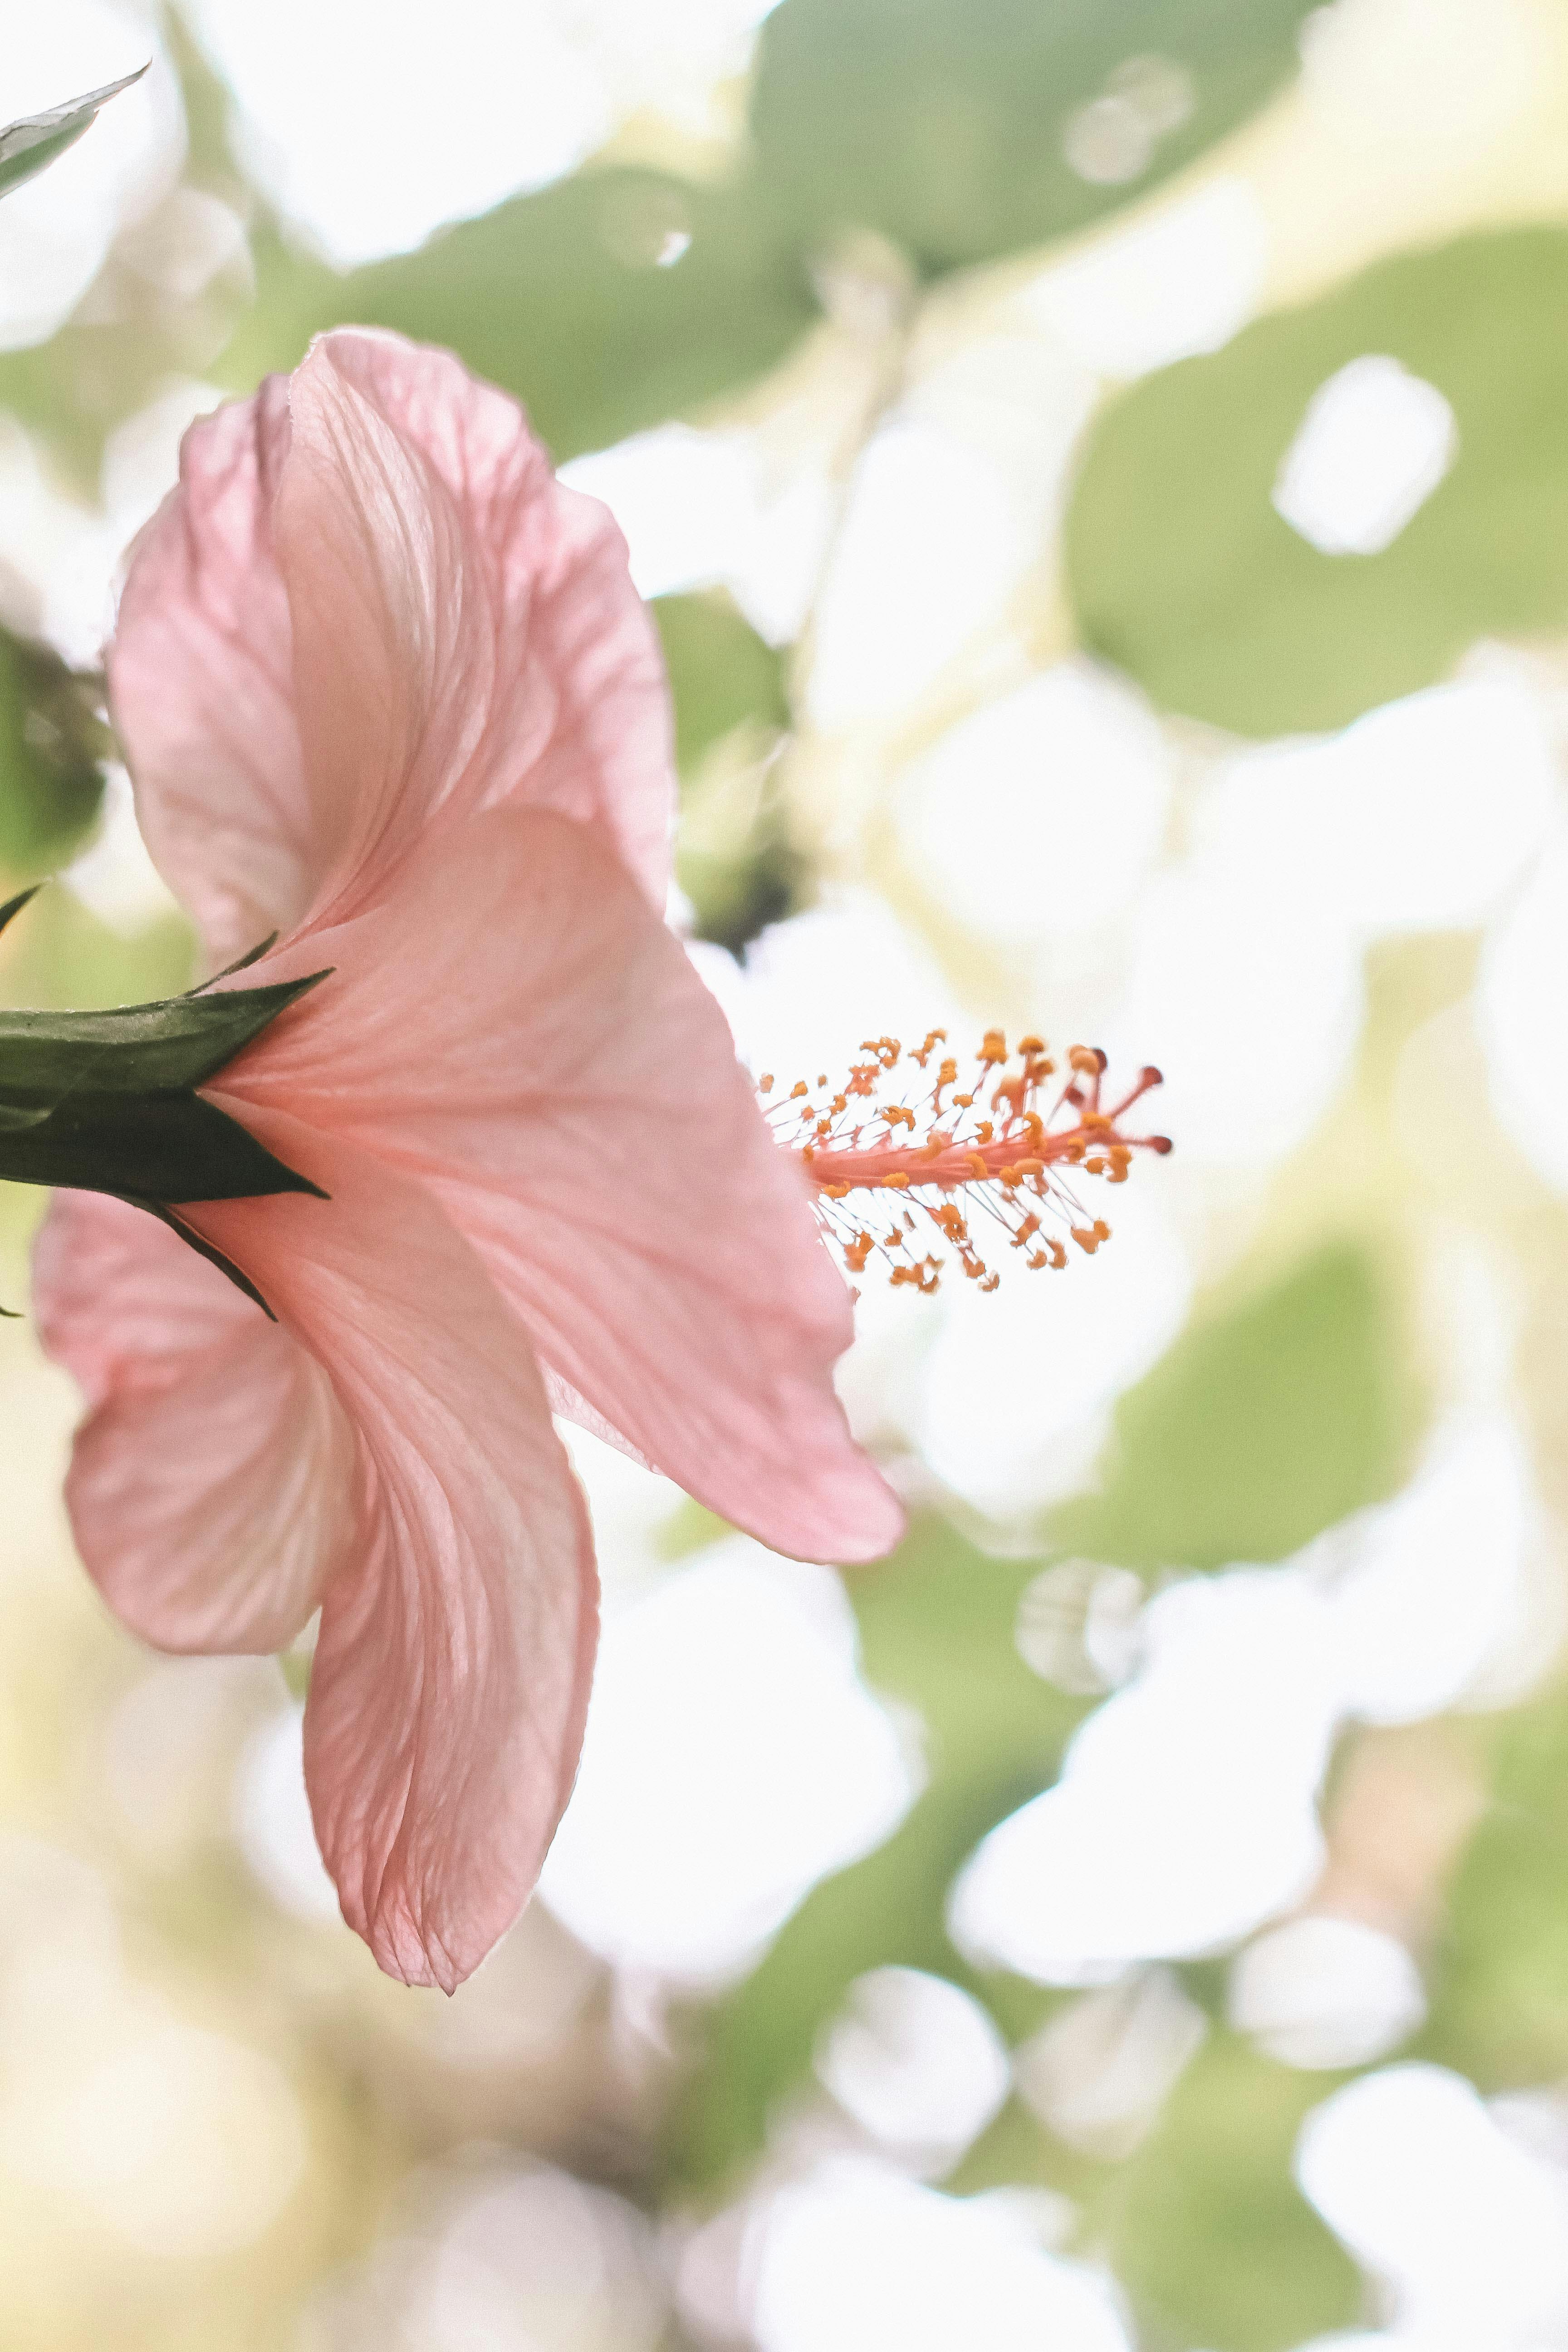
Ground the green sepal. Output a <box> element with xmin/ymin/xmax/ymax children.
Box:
<box><xmin>194</xmin><ymin>932</ymin><xmax>280</xmax><ymax>988</ymax></box>
<box><xmin>0</xmin><ymin>887</ymin><xmax>40</xmax><ymax>938</ymax></box>
<box><xmin>0</xmin><ymin>65</ymin><xmax>150</xmax><ymax>200</ymax></box>
<box><xmin>0</xmin><ymin>968</ymin><xmax>332</xmax><ymax>1098</ymax></box>
<box><xmin>0</xmin><ymin>887</ymin><xmax>337</xmax><ymax>1315</ymax></box>
<box><xmin>0</xmin><ymin>1078</ymin><xmax>324</xmax><ymax>1205</ymax></box>
<box><xmin>0</xmin><ymin>970</ymin><xmax>333</xmax><ymax>1204</ymax></box>
<box><xmin>130</xmin><ymin>1202</ymin><xmax>279</xmax><ymax>1321</ymax></box>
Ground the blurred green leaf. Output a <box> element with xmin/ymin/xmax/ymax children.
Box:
<box><xmin>1050</xmin><ymin>1243</ymin><xmax>1419</xmax><ymax>1570</ymax></box>
<box><xmin>653</xmin><ymin>591</ymin><xmax>790</xmax><ymax>777</ymax></box>
<box><xmin>658</xmin><ymin>591</ymin><xmax>803</xmax><ymax>952</ymax></box>
<box><xmin>220</xmin><ymin>168</ymin><xmax>818</xmax><ymax>463</ymax></box>
<box><xmin>1067</xmin><ymin>228</ymin><xmax>1568</xmax><ymax>735</ymax></box>
<box><xmin>666</xmin><ymin>1244</ymin><xmax>1418</xmax><ymax>2197</ymax></box>
<box><xmin>1420</xmin><ymin>1687</ymin><xmax>1568</xmax><ymax>2086</ymax></box>
<box><xmin>0</xmin><ymin>64</ymin><xmax>148</xmax><ymax>200</ymax></box>
<box><xmin>750</xmin><ymin>0</ymin><xmax>1316</xmax><ymax>276</ymax></box>
<box><xmin>1107</xmin><ymin>2035</ymin><xmax>1359</xmax><ymax>2352</ymax></box>
<box><xmin>0</xmin><ymin>877</ymin><xmax>192</xmax><ymax>1017</ymax></box>
<box><xmin>664</xmin><ymin>1512</ymin><xmax>1088</xmax><ymax>2192</ymax></box>
<box><xmin>0</xmin><ymin>30</ymin><xmax>247</xmax><ymax>490</ymax></box>
<box><xmin>0</xmin><ymin>630</ymin><xmax>108</xmax><ymax>876</ymax></box>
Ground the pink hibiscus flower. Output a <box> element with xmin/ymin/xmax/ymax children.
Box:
<box><xmin>32</xmin><ymin>328</ymin><xmax>903</xmax><ymax>1991</ymax></box>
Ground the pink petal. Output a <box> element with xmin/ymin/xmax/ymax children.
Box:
<box><xmin>224</xmin><ymin>808</ymin><xmax>904</xmax><ymax>1567</ymax></box>
<box><xmin>283</xmin><ymin>332</ymin><xmax>672</xmax><ymax>912</ymax></box>
<box><xmin>32</xmin><ymin>1188</ymin><xmax>354</xmax><ymax>1653</ymax></box>
<box><xmin>186</xmin><ymin>1110</ymin><xmax>597</xmax><ymax>1989</ymax></box>
<box><xmin>107</xmin><ymin>379</ymin><xmax>314</xmax><ymax>965</ymax></box>
<box><xmin>110</xmin><ymin>332</ymin><xmax>673</xmax><ymax>967</ymax></box>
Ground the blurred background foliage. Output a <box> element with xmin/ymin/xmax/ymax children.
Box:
<box><xmin>0</xmin><ymin>0</ymin><xmax>1567</xmax><ymax>2348</ymax></box>
<box><xmin>1069</xmin><ymin>229</ymin><xmax>1568</xmax><ymax>735</ymax></box>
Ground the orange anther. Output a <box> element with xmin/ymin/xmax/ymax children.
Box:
<box><xmin>789</xmin><ymin>1029</ymin><xmax>1159</xmax><ymax>1304</ymax></box>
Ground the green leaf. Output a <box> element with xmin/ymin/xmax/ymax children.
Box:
<box><xmin>653</xmin><ymin>592</ymin><xmax>791</xmax><ymax>778</ymax></box>
<box><xmin>1106</xmin><ymin>2035</ymin><xmax>1359</xmax><ymax>2352</ymax></box>
<box><xmin>657</xmin><ymin>591</ymin><xmax>803</xmax><ymax>953</ymax></box>
<box><xmin>1066</xmin><ymin>228</ymin><xmax>1568</xmax><ymax>736</ymax></box>
<box><xmin>0</xmin><ymin>628</ymin><xmax>110</xmax><ymax>873</ymax></box>
<box><xmin>663</xmin><ymin>1245</ymin><xmax>1420</xmax><ymax>2199</ymax></box>
<box><xmin>0</xmin><ymin>64</ymin><xmax>149</xmax><ymax>200</ymax></box>
<box><xmin>1421</xmin><ymin>1691</ymin><xmax>1568</xmax><ymax>2087</ymax></box>
<box><xmin>750</xmin><ymin>0</ymin><xmax>1317</xmax><ymax>277</ymax></box>
<box><xmin>220</xmin><ymin>168</ymin><xmax>819</xmax><ymax>464</ymax></box>
<box><xmin>663</xmin><ymin>1513</ymin><xmax>1089</xmax><ymax>2193</ymax></box>
<box><xmin>1049</xmin><ymin>1244</ymin><xmax>1421</xmax><ymax>1571</ymax></box>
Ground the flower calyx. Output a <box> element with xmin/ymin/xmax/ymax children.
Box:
<box><xmin>0</xmin><ymin>891</ymin><xmax>329</xmax><ymax>1315</ymax></box>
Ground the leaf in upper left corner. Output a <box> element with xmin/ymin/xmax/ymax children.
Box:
<box><xmin>0</xmin><ymin>64</ymin><xmax>149</xmax><ymax>201</ymax></box>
